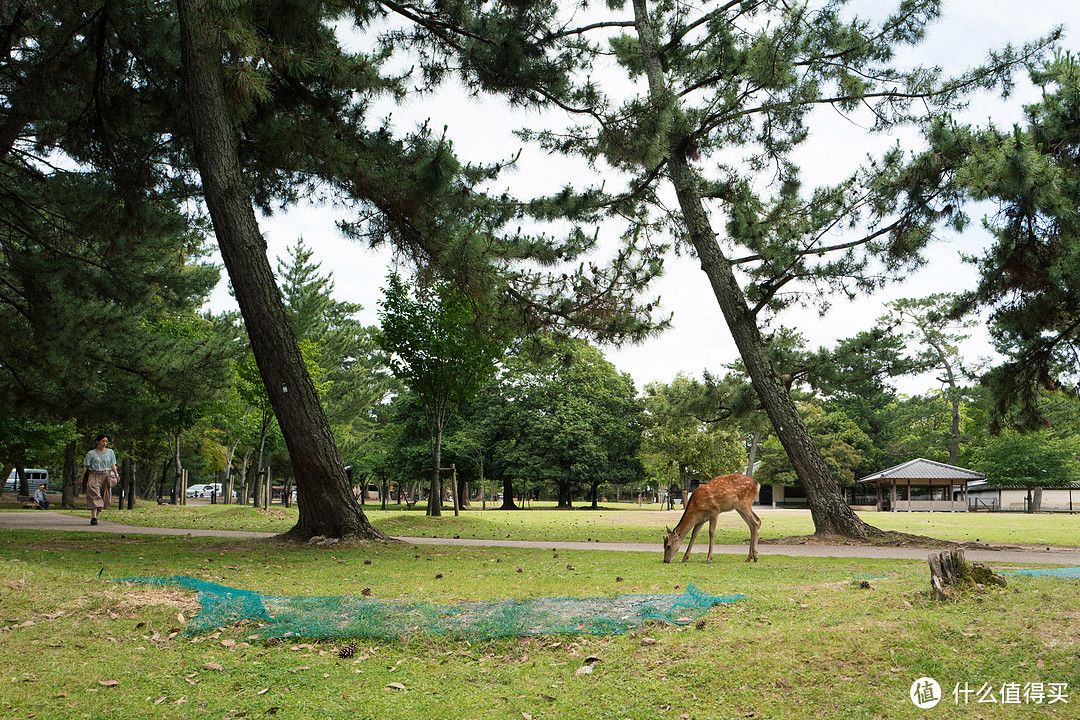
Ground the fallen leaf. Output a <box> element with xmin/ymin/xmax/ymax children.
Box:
<box><xmin>202</xmin><ymin>663</ymin><xmax>224</xmax><ymax>671</ymax></box>
<box><xmin>574</xmin><ymin>665</ymin><xmax>594</xmax><ymax>675</ymax></box>
<box><xmin>177</xmin><ymin>613</ymin><xmax>185</xmax><ymax>623</ymax></box>
<box><xmin>386</xmin><ymin>682</ymin><xmax>407</xmax><ymax>691</ymax></box>
<box><xmin>98</xmin><ymin>680</ymin><xmax>119</xmax><ymax>687</ymax></box>
<box><xmin>258</xmin><ymin>687</ymin><xmax>270</xmax><ymax>695</ymax></box>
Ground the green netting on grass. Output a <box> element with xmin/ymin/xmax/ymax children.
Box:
<box><xmin>1009</xmin><ymin>566</ymin><xmax>1080</xmax><ymax>579</ymax></box>
<box><xmin>116</xmin><ymin>576</ymin><xmax>743</xmax><ymax>641</ymax></box>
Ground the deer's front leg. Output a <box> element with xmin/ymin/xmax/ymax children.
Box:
<box><xmin>704</xmin><ymin>516</ymin><xmax>718</xmax><ymax>563</ymax></box>
<box><xmin>682</xmin><ymin>523</ymin><xmax>703</xmax><ymax>562</ymax></box>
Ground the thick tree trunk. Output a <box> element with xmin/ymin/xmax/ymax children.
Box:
<box><xmin>500</xmin><ymin>477</ymin><xmax>517</xmax><ymax>509</ymax></box>
<box><xmin>632</xmin><ymin>0</ymin><xmax>874</xmax><ymax>537</ymax></box>
<box><xmin>177</xmin><ymin>0</ymin><xmax>382</xmax><ymax>540</ymax></box>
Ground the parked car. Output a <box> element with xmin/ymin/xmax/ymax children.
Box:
<box><xmin>185</xmin><ymin>483</ymin><xmax>221</xmax><ymax>498</ymax></box>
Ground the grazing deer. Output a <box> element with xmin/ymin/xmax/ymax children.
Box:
<box><xmin>663</xmin><ymin>473</ymin><xmax>761</xmax><ymax>563</ymax></box>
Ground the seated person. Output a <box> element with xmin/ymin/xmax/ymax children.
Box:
<box><xmin>33</xmin><ymin>484</ymin><xmax>50</xmax><ymax>510</ymax></box>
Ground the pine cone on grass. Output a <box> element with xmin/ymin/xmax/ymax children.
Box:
<box><xmin>338</xmin><ymin>642</ymin><xmax>358</xmax><ymax>659</ymax></box>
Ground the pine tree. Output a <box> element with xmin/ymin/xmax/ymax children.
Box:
<box><xmin>951</xmin><ymin>54</ymin><xmax>1080</xmax><ymax>431</ymax></box>
<box><xmin>385</xmin><ymin>0</ymin><xmax>1055</xmax><ymax>536</ymax></box>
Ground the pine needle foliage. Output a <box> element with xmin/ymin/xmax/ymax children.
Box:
<box><xmin>948</xmin><ymin>53</ymin><xmax>1080</xmax><ymax>431</ymax></box>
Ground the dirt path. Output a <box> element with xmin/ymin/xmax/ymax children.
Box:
<box><xmin>3</xmin><ymin>510</ymin><xmax>1079</xmax><ymax>567</ymax></box>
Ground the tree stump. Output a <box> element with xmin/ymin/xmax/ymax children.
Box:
<box><xmin>928</xmin><ymin>548</ymin><xmax>1006</xmax><ymax>600</ymax></box>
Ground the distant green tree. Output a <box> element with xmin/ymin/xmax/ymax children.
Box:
<box><xmin>378</xmin><ymin>273</ymin><xmax>505</xmax><ymax>516</ymax></box>
<box><xmin>757</xmin><ymin>403</ymin><xmax>876</xmax><ymax>491</ymax></box>
<box><xmin>879</xmin><ymin>393</ymin><xmax>956</xmax><ymax>466</ymax></box>
<box><xmin>275</xmin><ymin>239</ymin><xmax>390</xmax><ymax>466</ymax></box>
<box><xmin>487</xmin><ymin>338</ymin><xmax>645</xmax><ymax>509</ymax></box>
<box><xmin>0</xmin><ymin>415</ymin><xmax>75</xmax><ymax>496</ymax></box>
<box><xmin>973</xmin><ymin>431</ymin><xmax>1080</xmax><ymax>512</ymax></box>
<box><xmin>642</xmin><ymin>374</ymin><xmax>746</xmax><ymax>503</ymax></box>
<box><xmin>879</xmin><ymin>295</ymin><xmax>980</xmax><ymax>464</ymax></box>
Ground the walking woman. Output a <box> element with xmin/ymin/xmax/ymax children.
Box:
<box><xmin>82</xmin><ymin>434</ymin><xmax>118</xmax><ymax>526</ymax></box>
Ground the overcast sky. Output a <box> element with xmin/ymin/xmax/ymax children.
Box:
<box><xmin>208</xmin><ymin>1</ymin><xmax>1080</xmax><ymax>396</ymax></box>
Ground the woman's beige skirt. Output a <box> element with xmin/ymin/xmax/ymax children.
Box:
<box><xmin>85</xmin><ymin>471</ymin><xmax>112</xmax><ymax>511</ymax></box>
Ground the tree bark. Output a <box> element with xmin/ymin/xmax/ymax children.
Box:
<box><xmin>746</xmin><ymin>430</ymin><xmax>761</xmax><ymax>477</ymax></box>
<box><xmin>176</xmin><ymin>0</ymin><xmax>382</xmax><ymax>540</ymax></box>
<box><xmin>62</xmin><ymin>441</ymin><xmax>76</xmax><ymax>508</ymax></box>
<box><xmin>499</xmin><ymin>477</ymin><xmax>517</xmax><ymax>509</ymax></box>
<box><xmin>428</xmin><ymin>426</ymin><xmax>443</xmax><ymax>516</ymax></box>
<box><xmin>632</xmin><ymin>0</ymin><xmax>875</xmax><ymax>537</ymax></box>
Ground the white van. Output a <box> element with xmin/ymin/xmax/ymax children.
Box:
<box><xmin>5</xmin><ymin>469</ymin><xmax>49</xmax><ymax>493</ymax></box>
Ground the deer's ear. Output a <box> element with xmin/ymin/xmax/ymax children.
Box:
<box><xmin>665</xmin><ymin>526</ymin><xmax>672</xmax><ymax>535</ymax></box>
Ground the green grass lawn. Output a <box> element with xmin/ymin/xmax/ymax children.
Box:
<box><xmin>18</xmin><ymin>498</ymin><xmax>1080</xmax><ymax>547</ymax></box>
<box><xmin>1</xmin><ymin>507</ymin><xmax>1078</xmax><ymax>719</ymax></box>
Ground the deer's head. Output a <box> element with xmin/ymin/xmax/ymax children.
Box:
<box><xmin>662</xmin><ymin>526</ymin><xmax>681</xmax><ymax>563</ymax></box>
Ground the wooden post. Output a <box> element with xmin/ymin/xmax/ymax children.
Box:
<box><xmin>452</xmin><ymin>464</ymin><xmax>458</xmax><ymax>516</ymax></box>
<box><xmin>264</xmin><ymin>466</ymin><xmax>271</xmax><ymax>511</ymax></box>
<box><xmin>440</xmin><ymin>466</ymin><xmax>459</xmax><ymax>516</ymax></box>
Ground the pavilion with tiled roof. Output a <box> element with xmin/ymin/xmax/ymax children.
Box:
<box><xmin>859</xmin><ymin>458</ymin><xmax>985</xmax><ymax>512</ymax></box>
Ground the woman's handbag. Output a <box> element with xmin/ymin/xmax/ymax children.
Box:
<box><xmin>107</xmin><ymin>471</ymin><xmax>118</xmax><ymax>488</ymax></box>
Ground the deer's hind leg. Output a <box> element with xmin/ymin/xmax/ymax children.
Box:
<box><xmin>736</xmin><ymin>505</ymin><xmax>761</xmax><ymax>562</ymax></box>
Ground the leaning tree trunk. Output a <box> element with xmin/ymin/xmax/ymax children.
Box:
<box><xmin>632</xmin><ymin>0</ymin><xmax>875</xmax><ymax>538</ymax></box>
<box><xmin>177</xmin><ymin>0</ymin><xmax>382</xmax><ymax>540</ymax></box>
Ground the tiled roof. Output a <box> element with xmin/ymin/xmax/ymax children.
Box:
<box><xmin>859</xmin><ymin>458</ymin><xmax>985</xmax><ymax>484</ymax></box>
